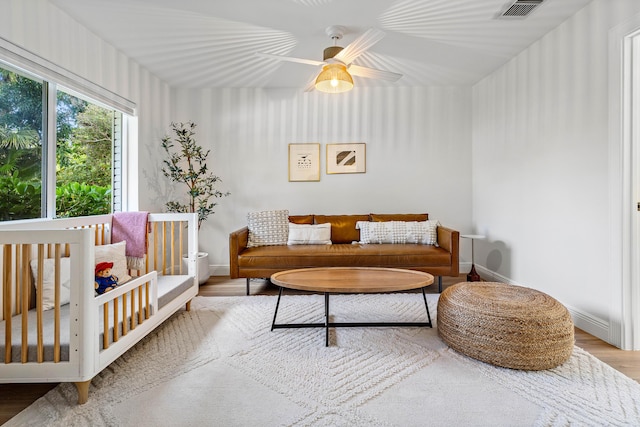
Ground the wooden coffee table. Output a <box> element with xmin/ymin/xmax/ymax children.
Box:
<box><xmin>270</xmin><ymin>267</ymin><xmax>435</xmax><ymax>346</ymax></box>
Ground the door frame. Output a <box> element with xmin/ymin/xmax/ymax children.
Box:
<box><xmin>609</xmin><ymin>15</ymin><xmax>640</xmax><ymax>350</ymax></box>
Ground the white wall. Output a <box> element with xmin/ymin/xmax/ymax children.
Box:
<box><xmin>0</xmin><ymin>0</ymin><xmax>473</xmax><ymax>278</ymax></box>
<box><xmin>472</xmin><ymin>0</ymin><xmax>640</xmax><ymax>343</ymax></box>
<box><xmin>0</xmin><ymin>0</ymin><xmax>172</xmax><ymax>213</ymax></box>
<box><xmin>172</xmin><ymin>86</ymin><xmax>473</xmax><ymax>273</ymax></box>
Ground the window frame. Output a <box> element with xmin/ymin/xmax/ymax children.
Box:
<box><xmin>0</xmin><ymin>39</ymin><xmax>136</xmax><ymax>221</ymax></box>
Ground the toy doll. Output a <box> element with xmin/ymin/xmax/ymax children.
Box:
<box><xmin>95</xmin><ymin>261</ymin><xmax>119</xmax><ymax>295</ymax></box>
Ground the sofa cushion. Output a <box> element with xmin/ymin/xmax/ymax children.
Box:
<box><xmin>370</xmin><ymin>213</ymin><xmax>429</xmax><ymax>222</ymax></box>
<box><xmin>357</xmin><ymin>220</ymin><xmax>440</xmax><ymax>245</ymax></box>
<box><xmin>247</xmin><ymin>210</ymin><xmax>289</xmax><ymax>247</ymax></box>
<box><xmin>314</xmin><ymin>214</ymin><xmax>369</xmax><ymax>244</ymax></box>
<box><xmin>238</xmin><ymin>243</ymin><xmax>451</xmax><ymax>269</ymax></box>
<box><xmin>289</xmin><ymin>214</ymin><xmax>314</xmax><ymax>224</ymax></box>
<box><xmin>287</xmin><ymin>223</ymin><xmax>332</xmax><ymax>245</ymax></box>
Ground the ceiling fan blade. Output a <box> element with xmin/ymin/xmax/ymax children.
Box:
<box><xmin>348</xmin><ymin>64</ymin><xmax>402</xmax><ymax>82</ymax></box>
<box><xmin>255</xmin><ymin>52</ymin><xmax>324</xmax><ymax>67</ymax></box>
<box><xmin>334</xmin><ymin>28</ymin><xmax>385</xmax><ymax>65</ymax></box>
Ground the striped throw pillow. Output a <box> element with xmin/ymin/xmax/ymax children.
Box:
<box><xmin>356</xmin><ymin>220</ymin><xmax>439</xmax><ymax>245</ymax></box>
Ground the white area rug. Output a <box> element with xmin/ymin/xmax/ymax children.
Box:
<box><xmin>7</xmin><ymin>294</ymin><xmax>640</xmax><ymax>426</ymax></box>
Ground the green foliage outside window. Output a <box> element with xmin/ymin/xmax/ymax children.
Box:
<box><xmin>0</xmin><ymin>176</ymin><xmax>110</xmax><ymax>221</ymax></box>
<box><xmin>0</xmin><ymin>174</ymin><xmax>41</xmax><ymax>221</ymax></box>
<box><xmin>0</xmin><ymin>67</ymin><xmax>114</xmax><ymax>221</ymax></box>
<box><xmin>56</xmin><ymin>102</ymin><xmax>113</xmax><ymax>188</ymax></box>
<box><xmin>55</xmin><ymin>182</ymin><xmax>112</xmax><ymax>218</ymax></box>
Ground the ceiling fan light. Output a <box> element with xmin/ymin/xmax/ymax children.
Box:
<box><xmin>315</xmin><ymin>63</ymin><xmax>353</xmax><ymax>93</ymax></box>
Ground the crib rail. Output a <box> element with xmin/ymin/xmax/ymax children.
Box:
<box><xmin>145</xmin><ymin>214</ymin><xmax>197</xmax><ymax>278</ymax></box>
<box><xmin>0</xmin><ymin>213</ymin><xmax>198</xmax><ymax>280</ymax></box>
<box><xmin>0</xmin><ymin>229</ymin><xmax>92</xmax><ymax>368</ymax></box>
<box><xmin>2</xmin><ymin>242</ymin><xmax>65</xmax><ymax>363</ymax></box>
<box><xmin>94</xmin><ymin>271</ymin><xmax>158</xmax><ymax>351</ymax></box>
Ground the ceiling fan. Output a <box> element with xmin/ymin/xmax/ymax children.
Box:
<box><xmin>256</xmin><ymin>26</ymin><xmax>402</xmax><ymax>93</ymax></box>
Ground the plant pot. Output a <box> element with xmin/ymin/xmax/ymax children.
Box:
<box><xmin>197</xmin><ymin>252</ymin><xmax>211</xmax><ymax>284</ymax></box>
<box><xmin>182</xmin><ymin>251</ymin><xmax>211</xmax><ymax>285</ymax></box>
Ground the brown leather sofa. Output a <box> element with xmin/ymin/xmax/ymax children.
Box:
<box><xmin>229</xmin><ymin>213</ymin><xmax>459</xmax><ymax>295</ymax></box>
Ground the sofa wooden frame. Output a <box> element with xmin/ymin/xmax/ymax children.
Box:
<box><xmin>0</xmin><ymin>213</ymin><xmax>198</xmax><ymax>404</ymax></box>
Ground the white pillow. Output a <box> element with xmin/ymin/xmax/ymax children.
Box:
<box><xmin>30</xmin><ymin>257</ymin><xmax>71</xmax><ymax>311</ymax></box>
<box><xmin>95</xmin><ymin>241</ymin><xmax>131</xmax><ymax>284</ymax></box>
<box><xmin>357</xmin><ymin>221</ymin><xmax>405</xmax><ymax>244</ymax></box>
<box><xmin>356</xmin><ymin>220</ymin><xmax>440</xmax><ymax>245</ymax></box>
<box><xmin>409</xmin><ymin>220</ymin><xmax>440</xmax><ymax>245</ymax></box>
<box><xmin>287</xmin><ymin>223</ymin><xmax>332</xmax><ymax>245</ymax></box>
<box><xmin>247</xmin><ymin>210</ymin><xmax>290</xmax><ymax>247</ymax></box>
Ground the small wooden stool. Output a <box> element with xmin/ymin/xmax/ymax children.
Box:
<box><xmin>437</xmin><ymin>282</ymin><xmax>574</xmax><ymax>370</ymax></box>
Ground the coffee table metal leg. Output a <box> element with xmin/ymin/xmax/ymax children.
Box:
<box><xmin>421</xmin><ymin>287</ymin><xmax>432</xmax><ymax>326</ymax></box>
<box><xmin>271</xmin><ymin>288</ymin><xmax>431</xmax><ymax>343</ymax></box>
<box><xmin>271</xmin><ymin>286</ymin><xmax>284</xmax><ymax>331</ymax></box>
<box><xmin>325</xmin><ymin>292</ymin><xmax>330</xmax><ymax>347</ymax></box>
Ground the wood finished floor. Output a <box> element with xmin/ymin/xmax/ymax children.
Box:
<box><xmin>2</xmin><ymin>274</ymin><xmax>640</xmax><ymax>425</ymax></box>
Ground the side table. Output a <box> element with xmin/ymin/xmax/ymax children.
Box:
<box><xmin>461</xmin><ymin>234</ymin><xmax>485</xmax><ymax>282</ymax></box>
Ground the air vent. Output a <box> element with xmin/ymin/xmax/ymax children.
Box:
<box><xmin>499</xmin><ymin>0</ymin><xmax>544</xmax><ymax>18</ymax></box>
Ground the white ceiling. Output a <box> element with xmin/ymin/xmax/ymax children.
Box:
<box><xmin>50</xmin><ymin>0</ymin><xmax>593</xmax><ymax>89</ymax></box>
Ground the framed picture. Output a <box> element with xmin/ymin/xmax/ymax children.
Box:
<box><xmin>326</xmin><ymin>143</ymin><xmax>366</xmax><ymax>174</ymax></box>
<box><xmin>288</xmin><ymin>143</ymin><xmax>320</xmax><ymax>182</ymax></box>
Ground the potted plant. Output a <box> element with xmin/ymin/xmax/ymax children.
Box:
<box><xmin>161</xmin><ymin>121</ymin><xmax>229</xmax><ymax>284</ymax></box>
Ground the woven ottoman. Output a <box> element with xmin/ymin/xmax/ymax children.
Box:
<box><xmin>437</xmin><ymin>282</ymin><xmax>574</xmax><ymax>370</ymax></box>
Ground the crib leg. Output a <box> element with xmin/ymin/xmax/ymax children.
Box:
<box><xmin>75</xmin><ymin>380</ymin><xmax>91</xmax><ymax>404</ymax></box>
<box><xmin>186</xmin><ymin>300</ymin><xmax>192</xmax><ymax>311</ymax></box>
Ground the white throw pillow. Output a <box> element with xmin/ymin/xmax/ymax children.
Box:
<box><xmin>247</xmin><ymin>210</ymin><xmax>290</xmax><ymax>247</ymax></box>
<box><xmin>409</xmin><ymin>220</ymin><xmax>440</xmax><ymax>245</ymax></box>
<box><xmin>357</xmin><ymin>221</ymin><xmax>373</xmax><ymax>244</ymax></box>
<box><xmin>357</xmin><ymin>220</ymin><xmax>440</xmax><ymax>245</ymax></box>
<box><xmin>30</xmin><ymin>257</ymin><xmax>71</xmax><ymax>310</ymax></box>
<box><xmin>357</xmin><ymin>221</ymin><xmax>401</xmax><ymax>244</ymax></box>
<box><xmin>95</xmin><ymin>241</ymin><xmax>131</xmax><ymax>284</ymax></box>
<box><xmin>287</xmin><ymin>223</ymin><xmax>332</xmax><ymax>245</ymax></box>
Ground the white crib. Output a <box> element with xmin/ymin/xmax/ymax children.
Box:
<box><xmin>0</xmin><ymin>213</ymin><xmax>199</xmax><ymax>403</ymax></box>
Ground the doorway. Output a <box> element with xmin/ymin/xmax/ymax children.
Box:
<box><xmin>610</xmin><ymin>17</ymin><xmax>640</xmax><ymax>350</ymax></box>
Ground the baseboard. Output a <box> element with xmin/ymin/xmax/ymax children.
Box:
<box><xmin>474</xmin><ymin>265</ymin><xmax>519</xmax><ymax>285</ymax></box>
<box><xmin>565</xmin><ymin>304</ymin><xmax>610</xmax><ymax>343</ymax></box>
<box><xmin>210</xmin><ymin>265</ymin><xmax>230</xmax><ymax>277</ymax></box>
<box><xmin>461</xmin><ymin>263</ymin><xmax>520</xmax><ymax>285</ymax></box>
<box><xmin>459</xmin><ymin>261</ymin><xmax>471</xmax><ymax>272</ymax></box>
<box><xmin>474</xmin><ymin>265</ymin><xmax>612</xmax><ymax>345</ymax></box>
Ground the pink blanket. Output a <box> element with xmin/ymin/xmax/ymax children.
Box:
<box><xmin>111</xmin><ymin>211</ymin><xmax>149</xmax><ymax>258</ymax></box>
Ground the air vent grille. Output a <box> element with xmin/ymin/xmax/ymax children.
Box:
<box><xmin>500</xmin><ymin>0</ymin><xmax>544</xmax><ymax>18</ymax></box>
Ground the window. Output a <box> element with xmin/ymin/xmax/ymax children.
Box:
<box><xmin>55</xmin><ymin>88</ymin><xmax>121</xmax><ymax>217</ymax></box>
<box><xmin>0</xmin><ymin>67</ymin><xmax>44</xmax><ymax>220</ymax></box>
<box><xmin>0</xmin><ymin>63</ymin><xmax>125</xmax><ymax>221</ymax></box>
